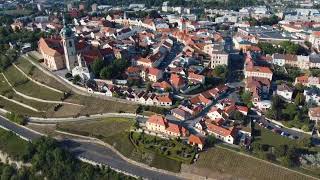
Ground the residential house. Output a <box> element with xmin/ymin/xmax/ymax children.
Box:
<box><xmin>188</xmin><ymin>72</ymin><xmax>205</xmax><ymax>84</ymax></box>
<box><xmin>207</xmin><ymin>107</ymin><xmax>225</xmax><ymax>120</ymax></box>
<box><xmin>246</xmin><ymin>77</ymin><xmax>271</xmax><ymax>102</ymax></box>
<box><xmin>309</xmin><ymin>31</ymin><xmax>320</xmax><ymax>51</ymax></box>
<box><xmin>146</xmin><ymin>115</ymin><xmax>188</xmax><ymax>137</ymax></box>
<box><xmin>308</xmin><ymin>107</ymin><xmax>320</xmax><ymax>125</ymax></box>
<box><xmin>245</xmin><ymin>66</ymin><xmax>273</xmax><ymax>80</ymax></box>
<box><xmin>309</xmin><ymin>54</ymin><xmax>320</xmax><ymax>69</ymax></box>
<box><xmin>171</xmin><ymin>107</ymin><xmax>192</xmax><ymax>120</ymax></box>
<box><xmin>170</xmin><ymin>74</ymin><xmax>186</xmax><ymax>90</ymax></box>
<box><xmin>156</xmin><ymin>94</ymin><xmax>173</xmax><ymax>106</ymax></box>
<box><xmin>304</xmin><ymin>87</ymin><xmax>320</xmax><ymax>105</ymax></box>
<box><xmin>206</xmin><ymin>123</ymin><xmax>236</xmax><ymax>144</ymax></box>
<box><xmin>188</xmin><ymin>134</ymin><xmax>205</xmax><ymax>150</ymax></box>
<box><xmin>146</xmin><ymin>67</ymin><xmax>163</xmax><ymax>82</ymax></box>
<box><xmin>295</xmin><ymin>75</ymin><xmax>320</xmax><ymax>88</ymax></box>
<box><xmin>190</xmin><ymin>94</ymin><xmax>212</xmax><ymax>106</ymax></box>
<box><xmin>152</xmin><ymin>81</ymin><xmax>172</xmax><ymax>92</ymax></box>
<box><xmin>276</xmin><ymin>84</ymin><xmax>294</xmax><ymax>101</ymax></box>
<box><xmin>203</xmin><ymin>44</ymin><xmax>229</xmax><ymax>69</ymax></box>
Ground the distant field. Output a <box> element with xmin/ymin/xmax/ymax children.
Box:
<box><xmin>57</xmin><ymin>118</ymin><xmax>182</xmax><ymax>172</ymax></box>
<box><xmin>186</xmin><ymin>147</ymin><xmax>314</xmax><ymax>180</ymax></box>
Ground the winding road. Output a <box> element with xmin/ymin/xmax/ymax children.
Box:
<box><xmin>0</xmin><ymin>115</ymin><xmax>181</xmax><ymax>180</ymax></box>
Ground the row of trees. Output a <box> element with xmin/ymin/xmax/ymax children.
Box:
<box><xmin>257</xmin><ymin>41</ymin><xmax>306</xmax><ymax>55</ymax></box>
<box><xmin>244</xmin><ymin>15</ymin><xmax>280</xmax><ymax>26</ymax></box>
<box><xmin>0</xmin><ymin>26</ymin><xmax>45</xmax><ymax>50</ymax></box>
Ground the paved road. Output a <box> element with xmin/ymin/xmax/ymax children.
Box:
<box><xmin>0</xmin><ymin>116</ymin><xmax>181</xmax><ymax>180</ymax></box>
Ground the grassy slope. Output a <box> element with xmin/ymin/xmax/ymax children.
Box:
<box><xmin>16</xmin><ymin>58</ymin><xmax>138</xmax><ymax>114</ymax></box>
<box><xmin>3</xmin><ymin>65</ymin><xmax>63</xmax><ymax>101</ymax></box>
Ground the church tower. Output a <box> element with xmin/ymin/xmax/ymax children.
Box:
<box><xmin>60</xmin><ymin>15</ymin><xmax>77</xmax><ymax>71</ymax></box>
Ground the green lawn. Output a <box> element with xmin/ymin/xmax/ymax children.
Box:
<box><xmin>57</xmin><ymin>118</ymin><xmax>182</xmax><ymax>172</ymax></box>
<box><xmin>192</xmin><ymin>147</ymin><xmax>313</xmax><ymax>180</ymax></box>
<box><xmin>254</xmin><ymin>126</ymin><xmax>297</xmax><ymax>147</ymax></box>
<box><xmin>0</xmin><ymin>128</ymin><xmax>31</xmax><ymax>161</ymax></box>
<box><xmin>3</xmin><ymin>65</ymin><xmax>64</xmax><ymax>101</ymax></box>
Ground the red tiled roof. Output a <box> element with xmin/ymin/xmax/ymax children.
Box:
<box><xmin>148</xmin><ymin>67</ymin><xmax>162</xmax><ymax>76</ymax></box>
<box><xmin>147</xmin><ymin>115</ymin><xmax>167</xmax><ymax>127</ymax></box>
<box><xmin>246</xmin><ymin>66</ymin><xmax>272</xmax><ymax>74</ymax></box>
<box><xmin>156</xmin><ymin>94</ymin><xmax>172</xmax><ymax>103</ymax></box>
<box><xmin>188</xmin><ymin>134</ymin><xmax>205</xmax><ymax>145</ymax></box>
<box><xmin>166</xmin><ymin>123</ymin><xmax>181</xmax><ymax>134</ymax></box>
<box><xmin>170</xmin><ymin>74</ymin><xmax>185</xmax><ymax>88</ymax></box>
<box><xmin>206</xmin><ymin>124</ymin><xmax>236</xmax><ymax>137</ymax></box>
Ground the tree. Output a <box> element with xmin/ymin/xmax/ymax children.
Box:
<box><xmin>1</xmin><ymin>166</ymin><xmax>15</xmax><ymax>180</ymax></box>
<box><xmin>274</xmin><ymin>145</ymin><xmax>288</xmax><ymax>158</ymax></box>
<box><xmin>206</xmin><ymin>135</ymin><xmax>216</xmax><ymax>147</ymax></box>
<box><xmin>298</xmin><ymin>137</ymin><xmax>312</xmax><ymax>147</ymax></box>
<box><xmin>282</xmin><ymin>103</ymin><xmax>297</xmax><ymax>121</ymax></box>
<box><xmin>100</xmin><ymin>66</ymin><xmax>112</xmax><ymax>79</ymax></box>
<box><xmin>65</xmin><ymin>72</ymin><xmax>72</xmax><ymax>79</ymax></box>
<box><xmin>136</xmin><ymin>105</ymin><xmax>143</xmax><ymax>114</ymax></box>
<box><xmin>294</xmin><ymin>93</ymin><xmax>305</xmax><ymax>106</ymax></box>
<box><xmin>91</xmin><ymin>59</ymin><xmax>105</xmax><ymax>77</ymax></box>
<box><xmin>213</xmin><ymin>65</ymin><xmax>228</xmax><ymax>81</ymax></box>
<box><xmin>72</xmin><ymin>75</ymin><xmax>81</xmax><ymax>84</ymax></box>
<box><xmin>146</xmin><ymin>83</ymin><xmax>153</xmax><ymax>92</ymax></box>
<box><xmin>241</xmin><ymin>91</ymin><xmax>252</xmax><ymax>106</ymax></box>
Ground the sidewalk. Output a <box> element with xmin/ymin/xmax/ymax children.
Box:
<box><xmin>28</xmin><ymin>112</ymin><xmax>142</xmax><ymax>123</ymax></box>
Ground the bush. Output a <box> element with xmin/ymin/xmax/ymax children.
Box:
<box><xmin>5</xmin><ymin>112</ymin><xmax>26</xmax><ymax>125</ymax></box>
<box><xmin>65</xmin><ymin>72</ymin><xmax>72</xmax><ymax>79</ymax></box>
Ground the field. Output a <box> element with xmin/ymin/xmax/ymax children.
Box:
<box><xmin>186</xmin><ymin>147</ymin><xmax>314</xmax><ymax>180</ymax></box>
<box><xmin>57</xmin><ymin>118</ymin><xmax>182</xmax><ymax>172</ymax></box>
